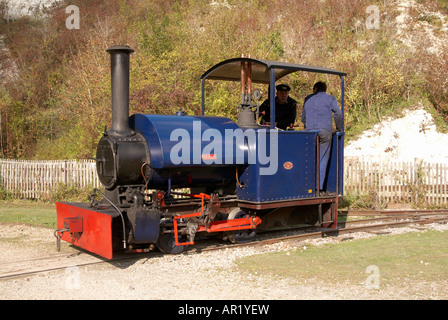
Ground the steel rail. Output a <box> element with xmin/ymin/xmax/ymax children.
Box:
<box><xmin>340</xmin><ymin>209</ymin><xmax>448</xmax><ymax>216</ymax></box>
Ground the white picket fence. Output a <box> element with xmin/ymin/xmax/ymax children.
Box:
<box><xmin>1</xmin><ymin>158</ymin><xmax>448</xmax><ymax>205</ymax></box>
<box><xmin>344</xmin><ymin>158</ymin><xmax>448</xmax><ymax>206</ymax></box>
<box><xmin>0</xmin><ymin>159</ymin><xmax>100</xmax><ymax>199</ymax></box>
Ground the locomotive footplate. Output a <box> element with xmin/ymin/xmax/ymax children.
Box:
<box><xmin>237</xmin><ymin>196</ymin><xmax>338</xmax><ymax>210</ymax></box>
<box><xmin>238</xmin><ymin>196</ymin><xmax>339</xmax><ymax>230</ymax></box>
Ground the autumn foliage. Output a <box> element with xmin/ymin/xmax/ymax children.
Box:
<box><xmin>0</xmin><ymin>0</ymin><xmax>447</xmax><ymax>159</ymax></box>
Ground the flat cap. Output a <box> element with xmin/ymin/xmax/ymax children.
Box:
<box><xmin>276</xmin><ymin>84</ymin><xmax>291</xmax><ymax>91</ymax></box>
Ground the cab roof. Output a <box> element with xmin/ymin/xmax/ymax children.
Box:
<box><xmin>200</xmin><ymin>57</ymin><xmax>346</xmax><ymax>83</ymax></box>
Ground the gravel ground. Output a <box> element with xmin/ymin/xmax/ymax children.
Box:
<box><xmin>0</xmin><ymin>222</ymin><xmax>447</xmax><ymax>300</ymax></box>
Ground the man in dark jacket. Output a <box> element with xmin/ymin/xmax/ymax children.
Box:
<box><xmin>259</xmin><ymin>84</ymin><xmax>297</xmax><ymax>130</ymax></box>
<box><xmin>302</xmin><ymin>81</ymin><xmax>343</xmax><ymax>190</ymax></box>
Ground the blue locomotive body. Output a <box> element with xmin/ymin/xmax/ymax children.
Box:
<box><xmin>130</xmin><ymin>114</ymin><xmax>245</xmax><ymax>169</ymax></box>
<box><xmin>129</xmin><ymin>113</ymin><xmax>246</xmax><ymax>190</ymax></box>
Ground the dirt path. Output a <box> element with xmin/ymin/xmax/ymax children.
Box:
<box><xmin>0</xmin><ymin>223</ymin><xmax>447</xmax><ymax>300</ymax></box>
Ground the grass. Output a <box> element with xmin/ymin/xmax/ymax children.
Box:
<box><xmin>0</xmin><ymin>200</ymin><xmax>56</xmax><ymax>228</ymax></box>
<box><xmin>235</xmin><ymin>229</ymin><xmax>448</xmax><ymax>287</ymax></box>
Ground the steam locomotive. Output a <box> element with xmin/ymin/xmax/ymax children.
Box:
<box><xmin>55</xmin><ymin>45</ymin><xmax>346</xmax><ymax>259</ymax></box>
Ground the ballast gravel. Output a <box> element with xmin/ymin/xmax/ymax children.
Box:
<box><xmin>0</xmin><ymin>222</ymin><xmax>447</xmax><ymax>300</ymax></box>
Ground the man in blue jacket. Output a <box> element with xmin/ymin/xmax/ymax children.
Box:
<box><xmin>302</xmin><ymin>81</ymin><xmax>343</xmax><ymax>191</ymax></box>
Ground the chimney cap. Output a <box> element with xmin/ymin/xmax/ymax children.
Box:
<box><xmin>106</xmin><ymin>45</ymin><xmax>134</xmax><ymax>54</ymax></box>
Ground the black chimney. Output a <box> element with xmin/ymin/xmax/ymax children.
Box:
<box><xmin>106</xmin><ymin>45</ymin><xmax>134</xmax><ymax>137</ymax></box>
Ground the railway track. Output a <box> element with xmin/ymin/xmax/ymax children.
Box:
<box><xmin>1</xmin><ymin>209</ymin><xmax>447</xmax><ymax>280</ymax></box>
<box><xmin>193</xmin><ymin>209</ymin><xmax>448</xmax><ymax>250</ymax></box>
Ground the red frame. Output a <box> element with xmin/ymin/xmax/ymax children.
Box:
<box><xmin>172</xmin><ymin>193</ymin><xmax>262</xmax><ymax>246</ymax></box>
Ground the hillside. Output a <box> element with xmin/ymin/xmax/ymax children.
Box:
<box><xmin>344</xmin><ymin>0</ymin><xmax>448</xmax><ymax>164</ymax></box>
<box><xmin>0</xmin><ymin>0</ymin><xmax>447</xmax><ymax>160</ymax></box>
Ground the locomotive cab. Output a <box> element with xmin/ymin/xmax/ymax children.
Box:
<box><xmin>200</xmin><ymin>57</ymin><xmax>346</xmax><ymax>230</ymax></box>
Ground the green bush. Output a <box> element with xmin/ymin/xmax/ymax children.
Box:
<box><xmin>0</xmin><ymin>183</ymin><xmax>10</xmax><ymax>200</ymax></box>
<box><xmin>41</xmin><ymin>183</ymin><xmax>93</xmax><ymax>203</ymax></box>
<box><xmin>340</xmin><ymin>189</ymin><xmax>385</xmax><ymax>210</ymax></box>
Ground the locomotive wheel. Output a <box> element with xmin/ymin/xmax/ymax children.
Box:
<box><xmin>225</xmin><ymin>208</ymin><xmax>256</xmax><ymax>244</ymax></box>
<box><xmin>156</xmin><ymin>232</ymin><xmax>187</xmax><ymax>254</ymax></box>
